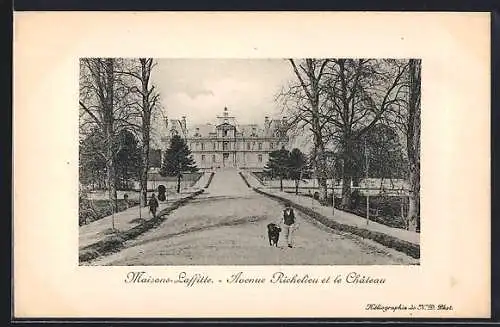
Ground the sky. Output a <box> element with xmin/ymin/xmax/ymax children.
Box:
<box><xmin>150</xmin><ymin>59</ymin><xmax>296</xmax><ymax>126</ymax></box>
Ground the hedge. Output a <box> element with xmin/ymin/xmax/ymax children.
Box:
<box><xmin>204</xmin><ymin>172</ymin><xmax>215</xmax><ymax>188</ymax></box>
<box><xmin>239</xmin><ymin>172</ymin><xmax>251</xmax><ymax>188</ymax></box>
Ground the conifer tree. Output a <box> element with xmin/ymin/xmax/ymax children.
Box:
<box><xmin>264</xmin><ymin>146</ymin><xmax>290</xmax><ymax>191</ymax></box>
<box><xmin>160</xmin><ymin>135</ymin><xmax>198</xmax><ymax>193</ymax></box>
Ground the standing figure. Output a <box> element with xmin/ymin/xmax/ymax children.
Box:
<box><xmin>123</xmin><ymin>193</ymin><xmax>129</xmax><ymax>209</ymax></box>
<box><xmin>148</xmin><ymin>193</ymin><xmax>159</xmax><ymax>219</ymax></box>
<box><xmin>281</xmin><ymin>202</ymin><xmax>297</xmax><ymax>248</ymax></box>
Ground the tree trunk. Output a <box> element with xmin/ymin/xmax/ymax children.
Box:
<box><xmin>177</xmin><ymin>174</ymin><xmax>181</xmax><ymax>193</ymax></box>
<box><xmin>140</xmin><ymin>132</ymin><xmax>149</xmax><ymax>207</ymax></box>
<box><xmin>341</xmin><ymin>142</ymin><xmax>353</xmax><ymax>208</ymax></box>
<box><xmin>341</xmin><ymin>174</ymin><xmax>352</xmax><ymax>208</ymax></box>
<box><xmin>106</xmin><ymin>153</ymin><xmax>117</xmax><ymax>215</ymax></box>
<box><xmin>290</xmin><ymin>59</ymin><xmax>329</xmax><ymax>205</ymax></box>
<box><xmin>280</xmin><ymin>177</ymin><xmax>283</xmax><ymax>191</ymax></box>
<box><xmin>104</xmin><ymin>59</ymin><xmax>117</xmax><ymax>221</ymax></box>
<box><xmin>295</xmin><ymin>180</ymin><xmax>299</xmax><ymax>195</ymax></box>
<box><xmin>407</xmin><ymin>166</ymin><xmax>419</xmax><ymax>231</ymax></box>
<box><xmin>139</xmin><ymin>175</ymin><xmax>147</xmax><ymax>207</ymax></box>
<box><xmin>406</xmin><ymin>59</ymin><xmax>421</xmax><ymax>232</ymax></box>
<box><xmin>313</xmin><ymin>133</ymin><xmax>328</xmax><ymax>204</ymax></box>
<box><xmin>139</xmin><ymin>59</ymin><xmax>151</xmax><ymax>208</ymax></box>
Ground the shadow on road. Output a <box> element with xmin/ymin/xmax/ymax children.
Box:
<box><xmin>128</xmin><ymin>214</ymin><xmax>269</xmax><ymax>248</ymax></box>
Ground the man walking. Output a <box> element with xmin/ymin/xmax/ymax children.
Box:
<box><xmin>148</xmin><ymin>193</ymin><xmax>159</xmax><ymax>219</ymax></box>
<box><xmin>281</xmin><ymin>202</ymin><xmax>297</xmax><ymax>248</ymax></box>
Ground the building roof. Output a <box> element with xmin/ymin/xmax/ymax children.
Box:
<box><xmin>165</xmin><ymin>108</ymin><xmax>288</xmax><ymax>139</ymax></box>
<box><xmin>184</xmin><ymin>122</ymin><xmax>285</xmax><ymax>138</ymax></box>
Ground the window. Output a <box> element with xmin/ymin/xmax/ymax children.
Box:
<box><xmin>270</xmin><ymin>142</ymin><xmax>274</xmax><ymax>149</ymax></box>
<box><xmin>213</xmin><ymin>143</ymin><xmax>217</xmax><ymax>150</ymax></box>
<box><xmin>212</xmin><ymin>155</ymin><xmax>216</xmax><ymax>162</ymax></box>
<box><xmin>196</xmin><ymin>142</ymin><xmax>200</xmax><ymax>150</ymax></box>
<box><xmin>258</xmin><ymin>154</ymin><xmax>263</xmax><ymax>162</ymax></box>
<box><xmin>247</xmin><ymin>143</ymin><xmax>250</xmax><ymax>150</ymax></box>
<box><xmin>223</xmin><ymin>142</ymin><xmax>229</xmax><ymax>151</ymax></box>
<box><xmin>201</xmin><ymin>143</ymin><xmax>205</xmax><ymax>150</ymax></box>
<box><xmin>201</xmin><ymin>155</ymin><xmax>205</xmax><ymax>162</ymax></box>
<box><xmin>258</xmin><ymin>143</ymin><xmax>262</xmax><ymax>150</ymax></box>
<box><xmin>224</xmin><ymin>130</ymin><xmax>228</xmax><ymax>137</ymax></box>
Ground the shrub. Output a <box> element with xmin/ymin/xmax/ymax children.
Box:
<box><xmin>350</xmin><ymin>189</ymin><xmax>362</xmax><ymax>209</ymax></box>
<box><xmin>79</xmin><ymin>198</ymin><xmax>140</xmax><ymax>225</ymax></box>
<box><xmin>157</xmin><ymin>185</ymin><xmax>166</xmax><ymax>201</ymax></box>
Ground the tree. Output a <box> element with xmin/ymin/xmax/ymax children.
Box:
<box><xmin>115</xmin><ymin>130</ymin><xmax>141</xmax><ymax>190</ymax></box>
<box><xmin>288</xmin><ymin>148</ymin><xmax>309</xmax><ymax>195</ymax></box>
<box><xmin>160</xmin><ymin>134</ymin><xmax>198</xmax><ymax>193</ymax></box>
<box><xmin>406</xmin><ymin>59</ymin><xmax>421</xmax><ymax>231</ymax></box>
<box><xmin>321</xmin><ymin>59</ymin><xmax>408</xmax><ymax>208</ymax></box>
<box><xmin>116</xmin><ymin>58</ymin><xmax>161</xmax><ymax>207</ymax></box>
<box><xmin>79</xmin><ymin>58</ymin><xmax>137</xmax><ymax>229</ymax></box>
<box><xmin>264</xmin><ymin>146</ymin><xmax>290</xmax><ymax>191</ymax></box>
<box><xmin>383</xmin><ymin>59</ymin><xmax>421</xmax><ymax>231</ymax></box>
<box><xmin>279</xmin><ymin>59</ymin><xmax>408</xmax><ymax>208</ymax></box>
<box><xmin>342</xmin><ymin>123</ymin><xmax>408</xmax><ymax>187</ymax></box>
<box><xmin>79</xmin><ymin>58</ymin><xmax>118</xmax><ymax>224</ymax></box>
<box><xmin>79</xmin><ymin>128</ymin><xmax>106</xmax><ymax>189</ymax></box>
<box><xmin>149</xmin><ymin>149</ymin><xmax>162</xmax><ymax>168</ymax></box>
<box><xmin>277</xmin><ymin>59</ymin><xmax>332</xmax><ymax>203</ymax></box>
<box><xmin>363</xmin><ymin>124</ymin><xmax>407</xmax><ymax>181</ymax></box>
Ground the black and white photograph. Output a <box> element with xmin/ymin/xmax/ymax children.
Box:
<box><xmin>15</xmin><ymin>11</ymin><xmax>491</xmax><ymax>319</ymax></box>
<box><xmin>79</xmin><ymin>58</ymin><xmax>421</xmax><ymax>266</ymax></box>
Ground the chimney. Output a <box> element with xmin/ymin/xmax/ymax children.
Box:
<box><xmin>181</xmin><ymin>116</ymin><xmax>187</xmax><ymax>130</ymax></box>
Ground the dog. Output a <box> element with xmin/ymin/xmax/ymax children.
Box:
<box><xmin>267</xmin><ymin>223</ymin><xmax>282</xmax><ymax>247</ymax></box>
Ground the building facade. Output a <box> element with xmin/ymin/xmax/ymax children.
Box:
<box><xmin>161</xmin><ymin>107</ymin><xmax>289</xmax><ymax>170</ymax></box>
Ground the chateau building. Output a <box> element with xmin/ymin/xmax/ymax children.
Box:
<box><xmin>161</xmin><ymin>107</ymin><xmax>289</xmax><ymax>170</ymax></box>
